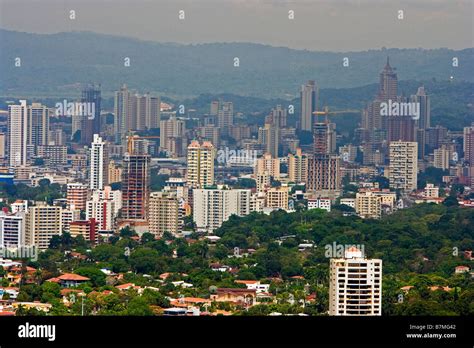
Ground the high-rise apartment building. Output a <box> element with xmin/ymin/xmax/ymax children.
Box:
<box><xmin>0</xmin><ymin>212</ymin><xmax>25</xmax><ymax>248</ymax></box>
<box><xmin>387</xmin><ymin>116</ymin><xmax>415</xmax><ymax>143</ymax></box>
<box><xmin>255</xmin><ymin>153</ymin><xmax>280</xmax><ymax>179</ymax></box>
<box><xmin>80</xmin><ymin>85</ymin><xmax>101</xmax><ymax>145</ymax></box>
<box><xmin>69</xmin><ymin>219</ymin><xmax>99</xmax><ymax>244</ymax></box>
<box><xmin>355</xmin><ymin>191</ymin><xmax>382</xmax><ymax>219</ymax></box>
<box><xmin>8</xmin><ymin>100</ymin><xmax>28</xmax><ymax>167</ymax></box>
<box><xmin>300</xmin><ymin>80</ymin><xmax>317</xmax><ymax>131</ymax></box>
<box><xmin>193</xmin><ymin>187</ymin><xmax>251</xmax><ymax>232</ymax></box>
<box><xmin>114</xmin><ymin>84</ymin><xmax>132</xmax><ymax>143</ymax></box>
<box><xmin>463</xmin><ymin>124</ymin><xmax>474</xmax><ymax>165</ymax></box>
<box><xmin>329</xmin><ymin>247</ymin><xmax>382</xmax><ymax>316</ymax></box>
<box><xmin>264</xmin><ymin>123</ymin><xmax>279</xmax><ymax>158</ymax></box>
<box><xmin>25</xmin><ymin>205</ymin><xmax>62</xmax><ymax>250</ymax></box>
<box><xmin>37</xmin><ymin>145</ymin><xmax>67</xmax><ymax>166</ymax></box>
<box><xmin>389</xmin><ymin>141</ymin><xmax>418</xmax><ymax>191</ymax></box>
<box><xmin>27</xmin><ymin>102</ymin><xmax>49</xmax><ymax>151</ymax></box>
<box><xmin>108</xmin><ymin>160</ymin><xmax>123</xmax><ymax>184</ymax></box>
<box><xmin>433</xmin><ymin>144</ymin><xmax>453</xmax><ymax>171</ymax></box>
<box><xmin>411</xmin><ymin>86</ymin><xmax>430</xmax><ymax>130</ymax></box>
<box><xmin>217</xmin><ymin>101</ymin><xmax>234</xmax><ymax>135</ymax></box>
<box><xmin>160</xmin><ymin>115</ymin><xmax>186</xmax><ymax>157</ymax></box>
<box><xmin>265</xmin><ymin>186</ymin><xmax>289</xmax><ymax>210</ymax></box>
<box><xmin>136</xmin><ymin>94</ymin><xmax>161</xmax><ymax>130</ymax></box>
<box><xmin>90</xmin><ymin>134</ymin><xmax>108</xmax><ymax>191</ymax></box>
<box><xmin>122</xmin><ymin>153</ymin><xmax>150</xmax><ymax>221</ymax></box>
<box><xmin>186</xmin><ymin>141</ymin><xmax>215</xmax><ymax>188</ymax></box>
<box><xmin>149</xmin><ymin>191</ymin><xmax>182</xmax><ymax>236</ymax></box>
<box><xmin>307</xmin><ymin>155</ymin><xmax>341</xmax><ymax>195</ymax></box>
<box><xmin>67</xmin><ymin>183</ymin><xmax>90</xmax><ymax>211</ymax></box>
<box><xmin>86</xmin><ymin>190</ymin><xmax>117</xmax><ymax>231</ymax></box>
<box><xmin>288</xmin><ymin>148</ymin><xmax>308</xmax><ymax>184</ymax></box>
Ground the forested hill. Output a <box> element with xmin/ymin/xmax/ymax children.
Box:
<box><xmin>1</xmin><ymin>29</ymin><xmax>473</xmax><ymax>99</ymax></box>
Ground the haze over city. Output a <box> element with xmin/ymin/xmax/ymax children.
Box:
<box><xmin>0</xmin><ymin>0</ymin><xmax>473</xmax><ymax>51</ymax></box>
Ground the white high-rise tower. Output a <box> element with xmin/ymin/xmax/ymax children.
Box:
<box><xmin>8</xmin><ymin>100</ymin><xmax>28</xmax><ymax>167</ymax></box>
<box><xmin>329</xmin><ymin>247</ymin><xmax>382</xmax><ymax>316</ymax></box>
<box><xmin>90</xmin><ymin>134</ymin><xmax>108</xmax><ymax>190</ymax></box>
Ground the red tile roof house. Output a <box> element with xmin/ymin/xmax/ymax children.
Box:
<box><xmin>46</xmin><ymin>273</ymin><xmax>90</xmax><ymax>288</ymax></box>
<box><xmin>115</xmin><ymin>283</ymin><xmax>143</xmax><ymax>293</ymax></box>
<box><xmin>210</xmin><ymin>288</ymin><xmax>257</xmax><ymax>306</ymax></box>
<box><xmin>455</xmin><ymin>266</ymin><xmax>470</xmax><ymax>274</ymax></box>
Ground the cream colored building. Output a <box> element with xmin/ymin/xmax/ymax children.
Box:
<box><xmin>389</xmin><ymin>141</ymin><xmax>418</xmax><ymax>191</ymax></box>
<box><xmin>288</xmin><ymin>148</ymin><xmax>308</xmax><ymax>184</ymax></box>
<box><xmin>149</xmin><ymin>191</ymin><xmax>182</xmax><ymax>236</ymax></box>
<box><xmin>265</xmin><ymin>186</ymin><xmax>289</xmax><ymax>211</ymax></box>
<box><xmin>355</xmin><ymin>191</ymin><xmax>382</xmax><ymax>219</ymax></box>
<box><xmin>186</xmin><ymin>140</ymin><xmax>215</xmax><ymax>188</ymax></box>
<box><xmin>256</xmin><ymin>172</ymin><xmax>271</xmax><ymax>193</ymax></box>
<box><xmin>329</xmin><ymin>247</ymin><xmax>382</xmax><ymax>316</ymax></box>
<box><xmin>108</xmin><ymin>160</ymin><xmax>122</xmax><ymax>184</ymax></box>
<box><xmin>25</xmin><ymin>204</ymin><xmax>62</xmax><ymax>250</ymax></box>
<box><xmin>255</xmin><ymin>153</ymin><xmax>280</xmax><ymax>179</ymax></box>
<box><xmin>423</xmin><ymin>183</ymin><xmax>439</xmax><ymax>198</ymax></box>
<box><xmin>433</xmin><ymin>144</ymin><xmax>453</xmax><ymax>171</ymax></box>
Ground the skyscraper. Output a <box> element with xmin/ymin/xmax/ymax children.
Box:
<box><xmin>160</xmin><ymin>115</ymin><xmax>186</xmax><ymax>157</ymax></box>
<box><xmin>80</xmin><ymin>84</ymin><xmax>101</xmax><ymax>145</ymax></box>
<box><xmin>411</xmin><ymin>86</ymin><xmax>430</xmax><ymax>130</ymax></box>
<box><xmin>463</xmin><ymin>124</ymin><xmax>474</xmax><ymax>165</ymax></box>
<box><xmin>300</xmin><ymin>80</ymin><xmax>317</xmax><ymax>131</ymax></box>
<box><xmin>136</xmin><ymin>93</ymin><xmax>161</xmax><ymax>130</ymax></box>
<box><xmin>27</xmin><ymin>103</ymin><xmax>49</xmax><ymax>151</ymax></box>
<box><xmin>271</xmin><ymin>105</ymin><xmax>287</xmax><ymax>128</ymax></box>
<box><xmin>264</xmin><ymin>123</ymin><xmax>279</xmax><ymax>158</ymax></box>
<box><xmin>307</xmin><ymin>120</ymin><xmax>341</xmax><ymax>196</ymax></box>
<box><xmin>114</xmin><ymin>84</ymin><xmax>132</xmax><ymax>143</ymax></box>
<box><xmin>378</xmin><ymin>57</ymin><xmax>398</xmax><ymax>101</ymax></box>
<box><xmin>387</xmin><ymin>116</ymin><xmax>416</xmax><ymax>143</ymax></box>
<box><xmin>90</xmin><ymin>134</ymin><xmax>108</xmax><ymax>191</ymax></box>
<box><xmin>186</xmin><ymin>140</ymin><xmax>215</xmax><ymax>188</ymax></box>
<box><xmin>389</xmin><ymin>141</ymin><xmax>418</xmax><ymax>191</ymax></box>
<box><xmin>329</xmin><ymin>247</ymin><xmax>382</xmax><ymax>316</ymax></box>
<box><xmin>217</xmin><ymin>101</ymin><xmax>234</xmax><ymax>135</ymax></box>
<box><xmin>8</xmin><ymin>100</ymin><xmax>28</xmax><ymax>167</ymax></box>
<box><xmin>122</xmin><ymin>152</ymin><xmax>150</xmax><ymax>221</ymax></box>
<box><xmin>307</xmin><ymin>155</ymin><xmax>341</xmax><ymax>195</ymax></box>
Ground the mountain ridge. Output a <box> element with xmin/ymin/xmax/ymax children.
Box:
<box><xmin>1</xmin><ymin>29</ymin><xmax>473</xmax><ymax>99</ymax></box>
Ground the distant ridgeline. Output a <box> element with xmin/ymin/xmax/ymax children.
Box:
<box><xmin>0</xmin><ymin>29</ymin><xmax>473</xmax><ymax>99</ymax></box>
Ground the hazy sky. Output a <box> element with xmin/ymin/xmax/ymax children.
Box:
<box><xmin>0</xmin><ymin>0</ymin><xmax>472</xmax><ymax>51</ymax></box>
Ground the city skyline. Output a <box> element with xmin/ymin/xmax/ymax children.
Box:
<box><xmin>0</xmin><ymin>2</ymin><xmax>472</xmax><ymax>341</ymax></box>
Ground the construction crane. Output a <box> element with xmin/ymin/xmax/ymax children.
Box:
<box><xmin>127</xmin><ymin>134</ymin><xmax>160</xmax><ymax>154</ymax></box>
<box><xmin>313</xmin><ymin>106</ymin><xmax>361</xmax><ymax>123</ymax></box>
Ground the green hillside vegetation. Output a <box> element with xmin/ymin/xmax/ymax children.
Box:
<box><xmin>1</xmin><ymin>29</ymin><xmax>473</xmax><ymax>99</ymax></box>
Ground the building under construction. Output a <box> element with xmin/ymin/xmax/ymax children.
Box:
<box><xmin>121</xmin><ymin>145</ymin><xmax>151</xmax><ymax>221</ymax></box>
